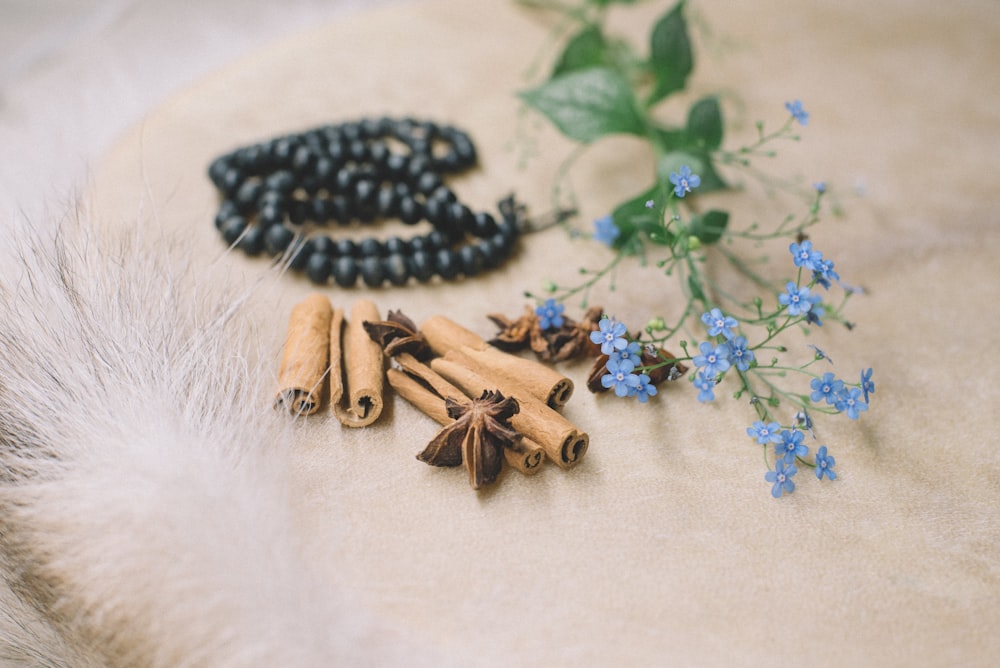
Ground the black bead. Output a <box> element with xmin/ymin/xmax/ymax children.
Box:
<box><xmin>208</xmin><ymin>156</ymin><xmax>231</xmax><ymax>187</ymax></box>
<box><xmin>335</xmin><ymin>238</ymin><xmax>359</xmax><ymax>258</ymax></box>
<box><xmin>407</xmin><ymin>235</ymin><xmax>435</xmax><ymax>254</ymax></box>
<box><xmin>264</xmin><ymin>224</ymin><xmax>295</xmax><ymax>256</ymax></box>
<box><xmin>288</xmin><ymin>200</ymin><xmax>308</xmax><ymax>225</ymax></box>
<box><xmin>416</xmin><ymin>171</ymin><xmax>442</xmax><ymax>195</ymax></box>
<box><xmin>292</xmin><ymin>145</ymin><xmax>315</xmax><ymax>172</ymax></box>
<box><xmin>309</xmin><ymin>198</ymin><xmax>331</xmax><ymax>225</ymax></box>
<box><xmin>427</xmin><ymin>230</ymin><xmax>448</xmax><ymax>250</ymax></box>
<box><xmin>332</xmin><ymin>256</ymin><xmax>359</xmax><ymax>287</ymax></box>
<box><xmin>335</xmin><ymin>165</ymin><xmax>357</xmax><ymax>192</ymax></box>
<box><xmin>475</xmin><ymin>239</ymin><xmax>498</xmax><ymax>268</ymax></box>
<box><xmin>220</xmin><ymin>215</ymin><xmax>247</xmax><ymax>244</ymax></box>
<box><xmin>408</xmin><ymin>251</ymin><xmax>435</xmax><ymax>282</ymax></box>
<box><xmin>221</xmin><ymin>167</ymin><xmax>243</xmax><ymax>196</ymax></box>
<box><xmin>359</xmin><ymin>256</ymin><xmax>385</xmax><ymax>287</ymax></box>
<box><xmin>434</xmin><ymin>248</ymin><xmax>460</xmax><ymax>279</ymax></box>
<box><xmin>383</xmin><ymin>253</ymin><xmax>410</xmax><ymax>286</ymax></box>
<box><xmin>238</xmin><ymin>225</ymin><xmax>265</xmax><ymax>256</ymax></box>
<box><xmin>311</xmin><ymin>235</ymin><xmax>336</xmax><ymax>257</ymax></box>
<box><xmin>458</xmin><ymin>244</ymin><xmax>484</xmax><ymax>276</ymax></box>
<box><xmin>257</xmin><ymin>204</ymin><xmax>284</xmax><ymax>227</ymax></box>
<box><xmin>384</xmin><ymin>236</ymin><xmax>408</xmax><ymax>255</ymax></box>
<box><xmin>215</xmin><ymin>200</ymin><xmax>239</xmax><ymax>229</ymax></box>
<box><xmin>264</xmin><ymin>170</ymin><xmax>295</xmax><ymax>194</ymax></box>
<box><xmin>359</xmin><ymin>237</ymin><xmax>384</xmax><ymax>257</ymax></box>
<box><xmin>234</xmin><ymin>179</ymin><xmax>263</xmax><ymax>212</ymax></box>
<box><xmin>376</xmin><ymin>187</ymin><xmax>397</xmax><ymax>218</ymax></box>
<box><xmin>385</xmin><ymin>153</ymin><xmax>408</xmax><ymax>178</ymax></box>
<box><xmin>288</xmin><ymin>240</ymin><xmax>311</xmax><ymax>270</ymax></box>
<box><xmin>329</xmin><ymin>195</ymin><xmax>351</xmax><ymax>224</ymax></box>
<box><xmin>398</xmin><ymin>196</ymin><xmax>422</xmax><ymax>225</ymax></box>
<box><xmin>306</xmin><ymin>252</ymin><xmax>333</xmax><ymax>285</ymax></box>
<box><xmin>424</xmin><ymin>196</ymin><xmax>447</xmax><ymax>228</ymax></box>
<box><xmin>472</xmin><ymin>211</ymin><xmax>497</xmax><ymax>237</ymax></box>
<box><xmin>348</xmin><ymin>139</ymin><xmax>368</xmax><ymax>162</ymax></box>
<box><xmin>446</xmin><ymin>202</ymin><xmax>473</xmax><ymax>236</ymax></box>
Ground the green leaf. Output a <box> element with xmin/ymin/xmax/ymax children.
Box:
<box><xmin>552</xmin><ymin>25</ymin><xmax>609</xmax><ymax>77</ymax></box>
<box><xmin>685</xmin><ymin>96</ymin><xmax>723</xmax><ymax>150</ymax></box>
<box><xmin>647</xmin><ymin>1</ymin><xmax>693</xmax><ymax>105</ymax></box>
<box><xmin>611</xmin><ymin>183</ymin><xmax>673</xmax><ymax>250</ymax></box>
<box><xmin>689</xmin><ymin>209</ymin><xmax>730</xmax><ymax>245</ymax></box>
<box><xmin>520</xmin><ymin>67</ymin><xmax>648</xmax><ymax>144</ymax></box>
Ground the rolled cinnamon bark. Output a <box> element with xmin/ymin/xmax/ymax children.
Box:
<box><xmin>387</xmin><ymin>368</ymin><xmax>545</xmax><ymax>476</ymax></box>
<box><xmin>420</xmin><ymin>314</ymin><xmax>488</xmax><ymax>353</ymax></box>
<box><xmin>429</xmin><ymin>357</ymin><xmax>588</xmax><ymax>469</ymax></box>
<box><xmin>331</xmin><ymin>299</ymin><xmax>384</xmax><ymax>427</ymax></box>
<box><xmin>421</xmin><ymin>315</ymin><xmax>574</xmax><ymax>408</ymax></box>
<box><xmin>275</xmin><ymin>293</ymin><xmax>333</xmax><ymax>415</ymax></box>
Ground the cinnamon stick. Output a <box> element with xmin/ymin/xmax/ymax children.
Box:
<box><xmin>387</xmin><ymin>367</ymin><xmax>545</xmax><ymax>476</ymax></box>
<box><xmin>421</xmin><ymin>315</ymin><xmax>574</xmax><ymax>408</ymax></box>
<box><xmin>330</xmin><ymin>300</ymin><xmax>384</xmax><ymax>427</ymax></box>
<box><xmin>429</xmin><ymin>357</ymin><xmax>588</xmax><ymax>469</ymax></box>
<box><xmin>275</xmin><ymin>293</ymin><xmax>332</xmax><ymax>415</ymax></box>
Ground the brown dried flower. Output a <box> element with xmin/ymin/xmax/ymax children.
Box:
<box><xmin>586</xmin><ymin>342</ymin><xmax>689</xmax><ymax>394</ymax></box>
<box><xmin>363</xmin><ymin>310</ymin><xmax>430</xmax><ymax>359</ymax></box>
<box><xmin>416</xmin><ymin>390</ymin><xmax>522</xmax><ymax>489</ymax></box>
<box><xmin>487</xmin><ymin>304</ymin><xmax>604</xmax><ymax>363</ymax></box>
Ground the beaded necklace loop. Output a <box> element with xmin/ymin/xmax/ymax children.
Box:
<box><xmin>208</xmin><ymin>117</ymin><xmax>522</xmax><ymax>287</ymax></box>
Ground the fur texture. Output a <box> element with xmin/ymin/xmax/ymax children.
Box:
<box><xmin>0</xmin><ymin>216</ymin><xmax>433</xmax><ymax>666</ymax></box>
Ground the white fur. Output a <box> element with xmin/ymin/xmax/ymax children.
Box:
<box><xmin>0</xmin><ymin>216</ymin><xmax>436</xmax><ymax>666</ymax></box>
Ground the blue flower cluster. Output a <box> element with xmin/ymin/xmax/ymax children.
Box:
<box><xmin>809</xmin><ymin>369</ymin><xmax>873</xmax><ymax>420</ymax></box>
<box><xmin>535</xmin><ymin>298</ymin><xmax>565</xmax><ymax>330</ymax></box>
<box><xmin>589</xmin><ymin>318</ymin><xmax>658</xmax><ymax>402</ymax></box>
<box><xmin>690</xmin><ymin>307</ymin><xmax>756</xmax><ymax>404</ymax></box>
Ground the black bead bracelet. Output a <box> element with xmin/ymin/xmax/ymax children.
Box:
<box><xmin>207</xmin><ymin>117</ymin><xmax>523</xmax><ymax>288</ymax></box>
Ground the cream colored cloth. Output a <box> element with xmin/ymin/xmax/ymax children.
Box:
<box><xmin>90</xmin><ymin>0</ymin><xmax>1000</xmax><ymax>664</ymax></box>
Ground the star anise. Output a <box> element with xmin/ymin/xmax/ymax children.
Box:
<box><xmin>586</xmin><ymin>342</ymin><xmax>689</xmax><ymax>393</ymax></box>
<box><xmin>416</xmin><ymin>389</ymin><xmax>522</xmax><ymax>489</ymax></box>
<box><xmin>363</xmin><ymin>310</ymin><xmax>430</xmax><ymax>359</ymax></box>
<box><xmin>487</xmin><ymin>304</ymin><xmax>604</xmax><ymax>363</ymax></box>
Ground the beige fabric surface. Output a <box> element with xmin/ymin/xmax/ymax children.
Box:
<box><xmin>89</xmin><ymin>0</ymin><xmax>1000</xmax><ymax>664</ymax></box>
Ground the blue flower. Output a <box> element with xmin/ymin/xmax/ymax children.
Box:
<box><xmin>607</xmin><ymin>340</ymin><xmax>642</xmax><ymax>367</ymax></box>
<box><xmin>779</xmin><ymin>281</ymin><xmax>818</xmax><ymax>317</ymax></box>
<box><xmin>815</xmin><ymin>445</ymin><xmax>837</xmax><ymax>481</ymax></box>
<box><xmin>813</xmin><ymin>181</ymin><xmax>827</xmax><ymax>193</ymax></box>
<box><xmin>590</xmin><ymin>317</ymin><xmax>628</xmax><ymax>355</ymax></box>
<box><xmin>805</xmin><ymin>304</ymin><xmax>825</xmax><ymax>327</ymax></box>
<box><xmin>669</xmin><ymin>165</ymin><xmax>701</xmax><ymax>198</ymax></box>
<box><xmin>693</xmin><ymin>370</ymin><xmax>716</xmax><ymax>402</ymax></box>
<box><xmin>835</xmin><ymin>386</ymin><xmax>868</xmax><ymax>420</ymax></box>
<box><xmin>775</xmin><ymin>429</ymin><xmax>808</xmax><ymax>464</ymax></box>
<box><xmin>535</xmin><ymin>298</ymin><xmax>564</xmax><ymax>331</ymax></box>
<box><xmin>812</xmin><ymin>258</ymin><xmax>840</xmax><ymax>289</ymax></box>
<box><xmin>701</xmin><ymin>307</ymin><xmax>738</xmax><ymax>340</ymax></box>
<box><xmin>634</xmin><ymin>374</ymin><xmax>657</xmax><ymax>403</ymax></box>
<box><xmin>789</xmin><ymin>240</ymin><xmax>822</xmax><ymax>271</ymax></box>
<box><xmin>785</xmin><ymin>99</ymin><xmax>809</xmax><ymax>126</ymax></box>
<box><xmin>860</xmin><ymin>367</ymin><xmax>875</xmax><ymax>404</ymax></box>
<box><xmin>810</xmin><ymin>372</ymin><xmax>844</xmax><ymax>406</ymax></box>
<box><xmin>593</xmin><ymin>215</ymin><xmax>620</xmax><ymax>246</ymax></box>
<box><xmin>602</xmin><ymin>357</ymin><xmax>640</xmax><ymax>397</ymax></box>
<box><xmin>692</xmin><ymin>341</ymin><xmax>731</xmax><ymax>377</ymax></box>
<box><xmin>765</xmin><ymin>459</ymin><xmax>798</xmax><ymax>498</ymax></box>
<box><xmin>727</xmin><ymin>335</ymin><xmax>755</xmax><ymax>371</ymax></box>
<box><xmin>747</xmin><ymin>420</ymin><xmax>783</xmax><ymax>445</ymax></box>
<box><xmin>645</xmin><ymin>199</ymin><xmax>655</xmax><ymax>209</ymax></box>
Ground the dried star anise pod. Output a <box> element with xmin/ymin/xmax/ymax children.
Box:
<box><xmin>586</xmin><ymin>341</ymin><xmax>688</xmax><ymax>394</ymax></box>
<box><xmin>416</xmin><ymin>389</ymin><xmax>521</xmax><ymax>489</ymax></box>
<box><xmin>488</xmin><ymin>304</ymin><xmax>604</xmax><ymax>363</ymax></box>
<box><xmin>487</xmin><ymin>306</ymin><xmax>536</xmax><ymax>352</ymax></box>
<box><xmin>363</xmin><ymin>310</ymin><xmax>430</xmax><ymax>359</ymax></box>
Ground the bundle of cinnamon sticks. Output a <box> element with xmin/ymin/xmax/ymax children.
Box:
<box><xmin>274</xmin><ymin>294</ymin><xmax>385</xmax><ymax>428</ymax></box>
<box><xmin>275</xmin><ymin>294</ymin><xmax>589</xmax><ymax>489</ymax></box>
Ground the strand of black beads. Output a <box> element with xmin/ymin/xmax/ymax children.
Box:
<box><xmin>208</xmin><ymin>117</ymin><xmax>520</xmax><ymax>288</ymax></box>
